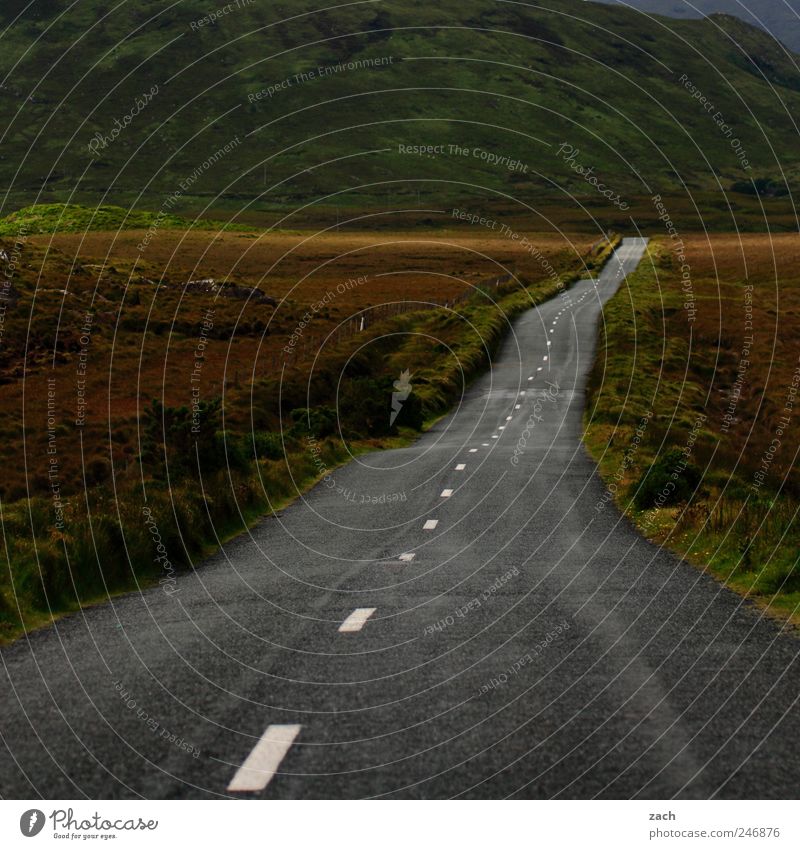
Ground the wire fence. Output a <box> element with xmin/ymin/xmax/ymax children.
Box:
<box><xmin>275</xmin><ymin>271</ymin><xmax>516</xmax><ymax>369</ymax></box>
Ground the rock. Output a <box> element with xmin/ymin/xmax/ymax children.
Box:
<box><xmin>183</xmin><ymin>277</ymin><xmax>276</xmax><ymax>305</ymax></box>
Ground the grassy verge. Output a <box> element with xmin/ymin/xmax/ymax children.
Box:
<box><xmin>584</xmin><ymin>239</ymin><xmax>800</xmax><ymax>625</ymax></box>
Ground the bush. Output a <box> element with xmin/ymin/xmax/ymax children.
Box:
<box><xmin>139</xmin><ymin>397</ymin><xmax>229</xmax><ymax>478</ymax></box>
<box><xmin>250</xmin><ymin>431</ymin><xmax>287</xmax><ymax>461</ymax></box>
<box><xmin>289</xmin><ymin>406</ymin><xmax>338</xmax><ymax>438</ymax></box>
<box><xmin>755</xmin><ymin>556</ymin><xmax>800</xmax><ymax>595</ymax></box>
<box><xmin>338</xmin><ymin>378</ymin><xmax>395</xmax><ymax>438</ymax></box>
<box><xmin>632</xmin><ymin>449</ymin><xmax>701</xmax><ymax>510</ymax></box>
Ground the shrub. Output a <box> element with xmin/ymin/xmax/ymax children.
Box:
<box><xmin>251</xmin><ymin>431</ymin><xmax>286</xmax><ymax>461</ymax></box>
<box><xmin>289</xmin><ymin>406</ymin><xmax>338</xmax><ymax>438</ymax></box>
<box><xmin>338</xmin><ymin>378</ymin><xmax>395</xmax><ymax>438</ymax></box>
<box><xmin>139</xmin><ymin>397</ymin><xmax>228</xmax><ymax>478</ymax></box>
<box><xmin>632</xmin><ymin>449</ymin><xmax>701</xmax><ymax>510</ymax></box>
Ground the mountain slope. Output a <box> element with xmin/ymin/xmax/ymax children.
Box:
<box><xmin>0</xmin><ymin>0</ymin><xmax>798</xmax><ymax>215</ymax></box>
<box><xmin>599</xmin><ymin>0</ymin><xmax>800</xmax><ymax>53</ymax></box>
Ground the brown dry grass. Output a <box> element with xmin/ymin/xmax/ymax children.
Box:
<box><xmin>0</xmin><ymin>228</ymin><xmax>591</xmax><ymax>502</ymax></box>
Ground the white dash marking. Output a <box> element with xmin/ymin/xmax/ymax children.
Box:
<box><xmin>491</xmin><ymin>435</ymin><xmax>499</xmax><ymax>439</ymax></box>
<box><xmin>227</xmin><ymin>724</ymin><xmax>301</xmax><ymax>793</ymax></box>
<box><xmin>547</xmin><ymin>340</ymin><xmax>552</xmax><ymax>346</ymax></box>
<box><xmin>498</xmin><ymin>426</ymin><xmax>505</xmax><ymax>430</ymax></box>
<box><xmin>506</xmin><ymin>416</ymin><xmax>512</xmax><ymax>421</ymax></box>
<box><xmin>469</xmin><ymin>448</ymin><xmax>478</xmax><ymax>453</ymax></box>
<box><xmin>398</xmin><ymin>552</ymin><xmax>415</xmax><ymax>562</ymax></box>
<box><xmin>441</xmin><ymin>489</ymin><xmax>454</xmax><ymax>497</ymax></box>
<box><xmin>423</xmin><ymin>519</ymin><xmax>439</xmax><ymax>530</ymax></box>
<box><xmin>515</xmin><ymin>404</ymin><xmax>521</xmax><ymax>410</ymax></box>
<box><xmin>543</xmin><ymin>356</ymin><xmax>548</xmax><ymax>362</ymax></box>
<box><xmin>482</xmin><ymin>442</ymin><xmax>490</xmax><ymax>446</ymax></box>
<box><xmin>537</xmin><ymin>367</ymin><xmax>543</xmax><ymax>372</ymax></box>
<box><xmin>339</xmin><ymin>607</ymin><xmax>377</xmax><ymax>632</ymax></box>
<box><xmin>528</xmin><ymin>376</ymin><xmax>534</xmax><ymax>381</ymax></box>
<box><xmin>455</xmin><ymin>463</ymin><xmax>466</xmax><ymax>470</ymax></box>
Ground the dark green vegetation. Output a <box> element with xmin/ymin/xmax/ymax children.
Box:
<box><xmin>632</xmin><ymin>448</ymin><xmax>702</xmax><ymax>510</ymax></box>
<box><xmin>1</xmin><ymin>0</ymin><xmax>798</xmax><ymax>230</ymax></box>
<box><xmin>585</xmin><ymin>235</ymin><xmax>800</xmax><ymax>622</ymax></box>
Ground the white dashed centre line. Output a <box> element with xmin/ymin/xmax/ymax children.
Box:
<box><xmin>515</xmin><ymin>404</ymin><xmax>521</xmax><ymax>409</ymax></box>
<box><xmin>423</xmin><ymin>519</ymin><xmax>439</xmax><ymax>530</ymax></box>
<box><xmin>441</xmin><ymin>489</ymin><xmax>453</xmax><ymax>497</ymax></box>
<box><xmin>506</xmin><ymin>416</ymin><xmax>512</xmax><ymax>421</ymax></box>
<box><xmin>227</xmin><ymin>724</ymin><xmax>301</xmax><ymax>793</ymax></box>
<box><xmin>455</xmin><ymin>463</ymin><xmax>466</xmax><ymax>470</ymax></box>
<box><xmin>469</xmin><ymin>448</ymin><xmax>478</xmax><ymax>453</ymax></box>
<box><xmin>398</xmin><ymin>552</ymin><xmax>415</xmax><ymax>562</ymax></box>
<box><xmin>339</xmin><ymin>607</ymin><xmax>377</xmax><ymax>632</ymax></box>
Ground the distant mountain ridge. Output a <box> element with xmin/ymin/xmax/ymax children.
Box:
<box><xmin>597</xmin><ymin>0</ymin><xmax>800</xmax><ymax>52</ymax></box>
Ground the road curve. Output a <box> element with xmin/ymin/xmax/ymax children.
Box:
<box><xmin>2</xmin><ymin>237</ymin><xmax>799</xmax><ymax>799</ymax></box>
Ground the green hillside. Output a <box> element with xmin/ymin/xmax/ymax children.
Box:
<box><xmin>0</xmin><ymin>203</ymin><xmax>259</xmax><ymax>235</ymax></box>
<box><xmin>600</xmin><ymin>1</ymin><xmax>800</xmax><ymax>54</ymax></box>
<box><xmin>0</xmin><ymin>0</ymin><xmax>798</xmax><ymax>220</ymax></box>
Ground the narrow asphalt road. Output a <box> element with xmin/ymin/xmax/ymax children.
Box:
<box><xmin>2</xmin><ymin>238</ymin><xmax>798</xmax><ymax>799</ymax></box>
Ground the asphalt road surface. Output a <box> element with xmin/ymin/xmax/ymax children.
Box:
<box><xmin>2</xmin><ymin>238</ymin><xmax>799</xmax><ymax>799</ymax></box>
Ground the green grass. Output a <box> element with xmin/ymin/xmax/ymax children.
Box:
<box><xmin>0</xmin><ymin>203</ymin><xmax>259</xmax><ymax>236</ymax></box>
